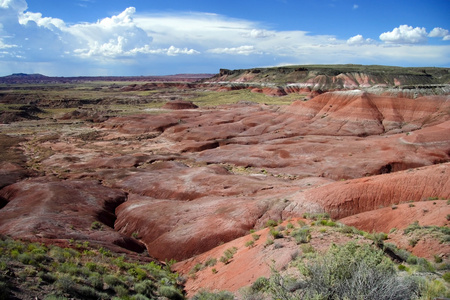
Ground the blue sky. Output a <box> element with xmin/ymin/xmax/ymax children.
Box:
<box><xmin>1</xmin><ymin>0</ymin><xmax>449</xmax><ymax>76</ymax></box>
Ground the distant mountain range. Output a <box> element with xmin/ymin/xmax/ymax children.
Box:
<box><xmin>0</xmin><ymin>73</ymin><xmax>215</xmax><ymax>84</ymax></box>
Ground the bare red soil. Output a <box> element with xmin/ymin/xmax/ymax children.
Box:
<box><xmin>0</xmin><ymin>83</ymin><xmax>449</xmax><ymax>297</ymax></box>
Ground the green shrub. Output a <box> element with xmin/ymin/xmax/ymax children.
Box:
<box><xmin>300</xmin><ymin>244</ymin><xmax>315</xmax><ymax>254</ymax></box>
<box><xmin>204</xmin><ymin>257</ymin><xmax>217</xmax><ymax>267</ymax></box>
<box><xmin>297</xmin><ymin>220</ymin><xmax>306</xmax><ymax>227</ymax></box>
<box><xmin>404</xmin><ymin>221</ymin><xmax>420</xmax><ymax>234</ymax></box>
<box><xmin>409</xmin><ymin>237</ymin><xmax>419</xmax><ymax>247</ymax></box>
<box><xmin>269</xmin><ymin>229</ymin><xmax>283</xmax><ymax>239</ymax></box>
<box><xmin>265</xmin><ymin>238</ymin><xmax>274</xmax><ymax>247</ymax></box>
<box><xmin>159</xmin><ymin>285</ymin><xmax>184</xmax><ymax>300</ymax></box>
<box><xmin>407</xmin><ymin>255</ymin><xmax>418</xmax><ymax>265</ymax></box>
<box><xmin>104</xmin><ymin>274</ymin><xmax>124</xmax><ymax>287</ymax></box>
<box><xmin>251</xmin><ymin>276</ymin><xmax>269</xmax><ymax>292</ymax></box>
<box><xmin>128</xmin><ymin>267</ymin><xmax>147</xmax><ymax>280</ymax></box>
<box><xmin>43</xmin><ymin>295</ymin><xmax>67</xmax><ymax>300</ymax></box>
<box><xmin>55</xmin><ymin>274</ymin><xmax>76</xmax><ymax>293</ymax></box>
<box><xmin>90</xmin><ymin>221</ymin><xmax>103</xmax><ymax>230</ymax></box>
<box><xmin>191</xmin><ymin>290</ymin><xmax>234</xmax><ymax>300</ymax></box>
<box><xmin>443</xmin><ymin>272</ymin><xmax>450</xmax><ymax>283</ymax></box>
<box><xmin>303</xmin><ymin>212</ymin><xmax>330</xmax><ymax>220</ymax></box>
<box><xmin>245</xmin><ymin>240</ymin><xmax>255</xmax><ymax>248</ymax></box>
<box><xmin>219</xmin><ymin>247</ymin><xmax>237</xmax><ymax>264</ymax></box>
<box><xmin>190</xmin><ymin>263</ymin><xmax>203</xmax><ymax>274</ymax></box>
<box><xmin>420</xmin><ymin>279</ymin><xmax>450</xmax><ymax>300</ymax></box>
<box><xmin>87</xmin><ymin>273</ymin><xmax>103</xmax><ymax>290</ymax></box>
<box><xmin>251</xmin><ymin>233</ymin><xmax>260</xmax><ymax>241</ymax></box>
<box><xmin>265</xmin><ymin>220</ymin><xmax>278</xmax><ymax>228</ymax></box>
<box><xmin>417</xmin><ymin>258</ymin><xmax>435</xmax><ymax>272</ymax></box>
<box><xmin>114</xmin><ymin>285</ymin><xmax>129</xmax><ymax>298</ymax></box>
<box><xmin>132</xmin><ymin>294</ymin><xmax>151</xmax><ymax>300</ymax></box>
<box><xmin>434</xmin><ymin>255</ymin><xmax>443</xmax><ymax>263</ymax></box>
<box><xmin>294</xmin><ymin>242</ymin><xmax>419</xmax><ymax>300</ymax></box>
<box><xmin>39</xmin><ymin>271</ymin><xmax>57</xmax><ymax>283</ymax></box>
<box><xmin>291</xmin><ymin>228</ymin><xmax>311</xmax><ymax>244</ymax></box>
<box><xmin>134</xmin><ymin>280</ymin><xmax>155</xmax><ymax>297</ymax></box>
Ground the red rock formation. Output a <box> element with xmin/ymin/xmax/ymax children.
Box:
<box><xmin>162</xmin><ymin>100</ymin><xmax>198</xmax><ymax>110</ymax></box>
<box><xmin>284</xmin><ymin>163</ymin><xmax>450</xmax><ymax>220</ymax></box>
<box><xmin>0</xmin><ymin>177</ymin><xmax>145</xmax><ymax>252</ymax></box>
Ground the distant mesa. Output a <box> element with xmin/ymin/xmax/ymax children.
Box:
<box><xmin>162</xmin><ymin>100</ymin><xmax>198</xmax><ymax>110</ymax></box>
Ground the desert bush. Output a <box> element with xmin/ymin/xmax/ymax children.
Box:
<box><xmin>265</xmin><ymin>219</ymin><xmax>278</xmax><ymax>228</ymax></box>
<box><xmin>420</xmin><ymin>279</ymin><xmax>450</xmax><ymax>300</ymax></box>
<box><xmin>291</xmin><ymin>227</ymin><xmax>311</xmax><ymax>244</ymax></box>
<box><xmin>132</xmin><ymin>294</ymin><xmax>151</xmax><ymax>300</ymax></box>
<box><xmin>302</xmin><ymin>212</ymin><xmax>330</xmax><ymax>220</ymax></box>
<box><xmin>159</xmin><ymin>285</ymin><xmax>184</xmax><ymax>300</ymax></box>
<box><xmin>245</xmin><ymin>240</ymin><xmax>255</xmax><ymax>248</ymax></box>
<box><xmin>269</xmin><ymin>229</ymin><xmax>283</xmax><ymax>239</ymax></box>
<box><xmin>113</xmin><ymin>285</ymin><xmax>129</xmax><ymax>298</ymax></box>
<box><xmin>265</xmin><ymin>238</ymin><xmax>274</xmax><ymax>247</ymax></box>
<box><xmin>300</xmin><ymin>244</ymin><xmax>315</xmax><ymax>254</ymax></box>
<box><xmin>87</xmin><ymin>273</ymin><xmax>103</xmax><ymax>290</ymax></box>
<box><xmin>38</xmin><ymin>271</ymin><xmax>57</xmax><ymax>283</ymax></box>
<box><xmin>190</xmin><ymin>263</ymin><xmax>203</xmax><ymax>274</ymax></box>
<box><xmin>90</xmin><ymin>221</ymin><xmax>103</xmax><ymax>230</ymax></box>
<box><xmin>204</xmin><ymin>257</ymin><xmax>217</xmax><ymax>267</ymax></box>
<box><xmin>55</xmin><ymin>274</ymin><xmax>76</xmax><ymax>293</ymax></box>
<box><xmin>293</xmin><ymin>242</ymin><xmax>420</xmax><ymax>300</ymax></box>
<box><xmin>104</xmin><ymin>274</ymin><xmax>124</xmax><ymax>287</ymax></box>
<box><xmin>219</xmin><ymin>247</ymin><xmax>238</xmax><ymax>264</ymax></box>
<box><xmin>434</xmin><ymin>254</ymin><xmax>443</xmax><ymax>263</ymax></box>
<box><xmin>191</xmin><ymin>290</ymin><xmax>234</xmax><ymax>300</ymax></box>
<box><xmin>128</xmin><ymin>267</ymin><xmax>147</xmax><ymax>280</ymax></box>
<box><xmin>43</xmin><ymin>295</ymin><xmax>67</xmax><ymax>300</ymax></box>
<box><xmin>134</xmin><ymin>279</ymin><xmax>156</xmax><ymax>297</ymax></box>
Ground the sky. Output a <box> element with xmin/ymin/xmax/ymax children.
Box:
<box><xmin>0</xmin><ymin>0</ymin><xmax>449</xmax><ymax>76</ymax></box>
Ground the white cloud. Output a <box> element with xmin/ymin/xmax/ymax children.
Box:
<box><xmin>246</xmin><ymin>29</ymin><xmax>274</xmax><ymax>39</ymax></box>
<box><xmin>379</xmin><ymin>25</ymin><xmax>428</xmax><ymax>44</ymax></box>
<box><xmin>207</xmin><ymin>45</ymin><xmax>259</xmax><ymax>55</ymax></box>
<box><xmin>429</xmin><ymin>27</ymin><xmax>449</xmax><ymax>37</ymax></box>
<box><xmin>0</xmin><ymin>0</ymin><xmax>26</xmax><ymax>11</ymax></box>
<box><xmin>429</xmin><ymin>27</ymin><xmax>450</xmax><ymax>41</ymax></box>
<box><xmin>0</xmin><ymin>0</ymin><xmax>449</xmax><ymax>76</ymax></box>
<box><xmin>347</xmin><ymin>34</ymin><xmax>375</xmax><ymax>45</ymax></box>
<box><xmin>19</xmin><ymin>11</ymin><xmax>65</xmax><ymax>29</ymax></box>
<box><xmin>353</xmin><ymin>4</ymin><xmax>359</xmax><ymax>10</ymax></box>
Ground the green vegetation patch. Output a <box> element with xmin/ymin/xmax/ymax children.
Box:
<box><xmin>0</xmin><ymin>235</ymin><xmax>184</xmax><ymax>299</ymax></box>
<box><xmin>191</xmin><ymin>89</ymin><xmax>299</xmax><ymax>107</ymax></box>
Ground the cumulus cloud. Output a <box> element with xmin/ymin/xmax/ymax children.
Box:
<box><xmin>379</xmin><ymin>25</ymin><xmax>428</xmax><ymax>44</ymax></box>
<box><xmin>0</xmin><ymin>0</ymin><xmax>449</xmax><ymax>76</ymax></box>
<box><xmin>19</xmin><ymin>11</ymin><xmax>65</xmax><ymax>29</ymax></box>
<box><xmin>429</xmin><ymin>27</ymin><xmax>450</xmax><ymax>40</ymax></box>
<box><xmin>68</xmin><ymin>7</ymin><xmax>156</xmax><ymax>59</ymax></box>
<box><xmin>0</xmin><ymin>0</ymin><xmax>27</xmax><ymax>11</ymax></box>
<box><xmin>347</xmin><ymin>34</ymin><xmax>375</xmax><ymax>45</ymax></box>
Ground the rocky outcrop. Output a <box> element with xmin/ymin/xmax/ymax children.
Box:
<box><xmin>162</xmin><ymin>100</ymin><xmax>198</xmax><ymax>110</ymax></box>
<box><xmin>284</xmin><ymin>163</ymin><xmax>450</xmax><ymax>220</ymax></box>
<box><xmin>0</xmin><ymin>178</ymin><xmax>145</xmax><ymax>253</ymax></box>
